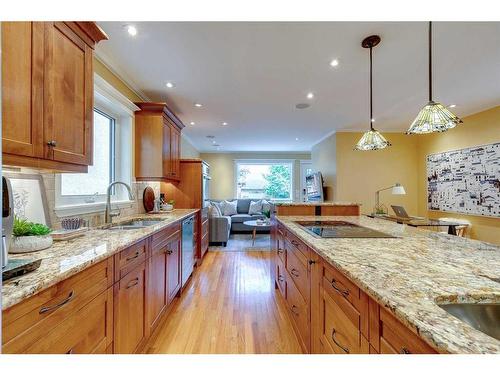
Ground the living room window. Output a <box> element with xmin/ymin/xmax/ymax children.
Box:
<box><xmin>235</xmin><ymin>160</ymin><xmax>293</xmax><ymax>201</ymax></box>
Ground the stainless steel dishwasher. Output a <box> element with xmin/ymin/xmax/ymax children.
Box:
<box><xmin>181</xmin><ymin>216</ymin><xmax>195</xmax><ymax>287</ymax></box>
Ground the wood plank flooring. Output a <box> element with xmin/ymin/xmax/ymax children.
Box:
<box><xmin>143</xmin><ymin>251</ymin><xmax>303</xmax><ymax>354</ymax></box>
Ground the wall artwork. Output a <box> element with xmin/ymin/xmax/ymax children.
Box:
<box><xmin>4</xmin><ymin>173</ymin><xmax>51</xmax><ymax>226</ymax></box>
<box><xmin>427</xmin><ymin>142</ymin><xmax>500</xmax><ymax>217</ymax></box>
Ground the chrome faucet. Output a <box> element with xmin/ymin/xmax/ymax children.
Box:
<box><xmin>105</xmin><ymin>181</ymin><xmax>135</xmax><ymax>224</ymax></box>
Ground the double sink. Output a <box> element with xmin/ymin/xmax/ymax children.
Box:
<box><xmin>105</xmin><ymin>219</ymin><xmax>164</xmax><ymax>230</ymax></box>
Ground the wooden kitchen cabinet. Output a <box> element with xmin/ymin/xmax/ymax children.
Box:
<box><xmin>134</xmin><ymin>102</ymin><xmax>184</xmax><ymax>181</ymax></box>
<box><xmin>114</xmin><ymin>261</ymin><xmax>147</xmax><ymax>354</ymax></box>
<box><xmin>166</xmin><ymin>230</ymin><xmax>182</xmax><ymax>303</ymax></box>
<box><xmin>1</xmin><ymin>21</ymin><xmax>107</xmax><ymax>172</ymax></box>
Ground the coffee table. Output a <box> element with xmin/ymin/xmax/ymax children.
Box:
<box><xmin>243</xmin><ymin>220</ymin><xmax>271</xmax><ymax>245</ymax></box>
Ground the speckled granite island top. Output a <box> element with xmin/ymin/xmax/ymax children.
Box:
<box><xmin>276</xmin><ymin>215</ymin><xmax>500</xmax><ymax>354</ymax></box>
<box><xmin>2</xmin><ymin>209</ymin><xmax>198</xmax><ymax>310</ymax></box>
<box><xmin>274</xmin><ymin>201</ymin><xmax>361</xmax><ymax>206</ymax></box>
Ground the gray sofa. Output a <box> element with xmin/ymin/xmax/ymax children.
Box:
<box><xmin>208</xmin><ymin>199</ymin><xmax>273</xmax><ymax>246</ymax></box>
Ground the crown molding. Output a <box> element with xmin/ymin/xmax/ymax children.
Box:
<box><xmin>94</xmin><ymin>48</ymin><xmax>151</xmax><ymax>102</ymax></box>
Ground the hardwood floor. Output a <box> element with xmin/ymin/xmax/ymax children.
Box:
<box><xmin>143</xmin><ymin>251</ymin><xmax>303</xmax><ymax>354</ymax></box>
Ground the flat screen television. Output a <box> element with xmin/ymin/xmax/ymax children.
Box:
<box><xmin>305</xmin><ymin>172</ymin><xmax>324</xmax><ymax>202</ymax></box>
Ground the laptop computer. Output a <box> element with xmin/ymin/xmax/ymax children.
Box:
<box><xmin>391</xmin><ymin>205</ymin><xmax>425</xmax><ymax>221</ymax></box>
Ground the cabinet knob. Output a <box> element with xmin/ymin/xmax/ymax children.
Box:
<box><xmin>47</xmin><ymin>140</ymin><xmax>57</xmax><ymax>147</ymax></box>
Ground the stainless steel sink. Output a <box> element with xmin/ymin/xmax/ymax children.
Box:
<box><xmin>438</xmin><ymin>303</ymin><xmax>500</xmax><ymax>340</ymax></box>
<box><xmin>107</xmin><ymin>219</ymin><xmax>163</xmax><ymax>230</ymax></box>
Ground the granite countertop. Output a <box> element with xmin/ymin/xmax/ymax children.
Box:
<box><xmin>2</xmin><ymin>209</ymin><xmax>198</xmax><ymax>310</ymax></box>
<box><xmin>274</xmin><ymin>201</ymin><xmax>361</xmax><ymax>206</ymax></box>
<box><xmin>276</xmin><ymin>215</ymin><xmax>500</xmax><ymax>354</ymax></box>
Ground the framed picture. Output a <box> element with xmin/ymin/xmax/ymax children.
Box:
<box><xmin>3</xmin><ymin>173</ymin><xmax>51</xmax><ymax>227</ymax></box>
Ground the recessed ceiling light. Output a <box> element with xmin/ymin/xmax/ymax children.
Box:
<box><xmin>126</xmin><ymin>25</ymin><xmax>137</xmax><ymax>36</ymax></box>
<box><xmin>449</xmin><ymin>104</ymin><xmax>456</xmax><ymax>108</ymax></box>
<box><xmin>190</xmin><ymin>122</ymin><xmax>195</xmax><ymax>125</ymax></box>
<box><xmin>166</xmin><ymin>82</ymin><xmax>175</xmax><ymax>88</ymax></box>
<box><xmin>306</xmin><ymin>92</ymin><xmax>314</xmax><ymax>100</ymax></box>
<box><xmin>371</xmin><ymin>118</ymin><xmax>375</xmax><ymax>123</ymax></box>
<box><xmin>194</xmin><ymin>103</ymin><xmax>203</xmax><ymax>108</ymax></box>
<box><xmin>330</xmin><ymin>59</ymin><xmax>339</xmax><ymax>67</ymax></box>
<box><xmin>212</xmin><ymin>140</ymin><xmax>217</xmax><ymax>144</ymax></box>
<box><xmin>222</xmin><ymin>122</ymin><xmax>228</xmax><ymax>126</ymax></box>
<box><xmin>295</xmin><ymin>138</ymin><xmax>299</xmax><ymax>141</ymax></box>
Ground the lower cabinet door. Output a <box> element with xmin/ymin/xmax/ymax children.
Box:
<box><xmin>147</xmin><ymin>248</ymin><xmax>168</xmax><ymax>331</ymax></box>
<box><xmin>166</xmin><ymin>234</ymin><xmax>182</xmax><ymax>303</ymax></box>
<box><xmin>114</xmin><ymin>262</ymin><xmax>147</xmax><ymax>354</ymax></box>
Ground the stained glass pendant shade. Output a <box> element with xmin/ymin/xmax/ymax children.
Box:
<box><xmin>355</xmin><ymin>35</ymin><xmax>391</xmax><ymax>151</ymax></box>
<box><xmin>407</xmin><ymin>22</ymin><xmax>462</xmax><ymax>134</ymax></box>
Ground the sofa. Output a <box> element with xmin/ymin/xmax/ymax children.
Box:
<box><xmin>207</xmin><ymin>199</ymin><xmax>273</xmax><ymax>246</ymax></box>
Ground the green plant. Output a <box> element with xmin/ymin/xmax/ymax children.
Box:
<box><xmin>13</xmin><ymin>216</ymin><xmax>52</xmax><ymax>237</ymax></box>
<box><xmin>168</xmin><ymin>200</ymin><xmax>175</xmax><ymax>205</ymax></box>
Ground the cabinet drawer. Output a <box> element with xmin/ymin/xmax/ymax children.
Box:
<box><xmin>13</xmin><ymin>288</ymin><xmax>113</xmax><ymax>354</ymax></box>
<box><xmin>320</xmin><ymin>289</ymin><xmax>367</xmax><ymax>354</ymax></box>
<box><xmin>115</xmin><ymin>239</ymin><xmax>148</xmax><ymax>280</ymax></box>
<box><xmin>275</xmin><ymin>256</ymin><xmax>287</xmax><ymax>299</ymax></box>
<box><xmin>285</xmin><ymin>231</ymin><xmax>309</xmax><ymax>259</ymax></box>
<box><xmin>285</xmin><ymin>241</ymin><xmax>309</xmax><ymax>302</ymax></box>
<box><xmin>202</xmin><ymin>219</ymin><xmax>209</xmax><ymax>236</ymax></box>
<box><xmin>379</xmin><ymin>308</ymin><xmax>436</xmax><ymax>354</ymax></box>
<box><xmin>276</xmin><ymin>232</ymin><xmax>286</xmax><ymax>266</ymax></box>
<box><xmin>286</xmin><ymin>273</ymin><xmax>310</xmax><ymax>352</ymax></box>
<box><xmin>151</xmin><ymin>223</ymin><xmax>181</xmax><ymax>252</ymax></box>
<box><xmin>2</xmin><ymin>258</ymin><xmax>113</xmax><ymax>353</ymax></box>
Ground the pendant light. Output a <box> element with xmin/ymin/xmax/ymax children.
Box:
<box><xmin>355</xmin><ymin>35</ymin><xmax>391</xmax><ymax>151</ymax></box>
<box><xmin>407</xmin><ymin>22</ymin><xmax>462</xmax><ymax>134</ymax></box>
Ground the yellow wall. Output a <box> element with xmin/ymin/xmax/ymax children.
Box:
<box><xmin>334</xmin><ymin>132</ymin><xmax>419</xmax><ymax>215</ymax></box>
<box><xmin>311</xmin><ymin>133</ymin><xmax>337</xmax><ymax>200</ymax></box>
<box><xmin>200</xmin><ymin>152</ymin><xmax>311</xmax><ymax>200</ymax></box>
<box><xmin>416</xmin><ymin>106</ymin><xmax>500</xmax><ymax>244</ymax></box>
<box><xmin>94</xmin><ymin>58</ymin><xmax>142</xmax><ymax>102</ymax></box>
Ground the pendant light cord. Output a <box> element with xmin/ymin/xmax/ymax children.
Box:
<box><xmin>370</xmin><ymin>45</ymin><xmax>373</xmax><ymax>130</ymax></box>
<box><xmin>429</xmin><ymin>21</ymin><xmax>432</xmax><ymax>101</ymax></box>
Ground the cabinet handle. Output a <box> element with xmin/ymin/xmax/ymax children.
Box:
<box><xmin>277</xmin><ymin>248</ymin><xmax>284</xmax><ymax>254</ymax></box>
<box><xmin>400</xmin><ymin>347</ymin><xmax>411</xmax><ymax>354</ymax></box>
<box><xmin>331</xmin><ymin>329</ymin><xmax>350</xmax><ymax>353</ymax></box>
<box><xmin>290</xmin><ymin>268</ymin><xmax>300</xmax><ymax>277</ymax></box>
<box><xmin>291</xmin><ymin>240</ymin><xmax>300</xmax><ymax>247</ymax></box>
<box><xmin>278</xmin><ymin>275</ymin><xmax>284</xmax><ymax>282</ymax></box>
<box><xmin>67</xmin><ymin>348</ymin><xmax>74</xmax><ymax>354</ymax></box>
<box><xmin>47</xmin><ymin>140</ymin><xmax>57</xmax><ymax>147</ymax></box>
<box><xmin>126</xmin><ymin>277</ymin><xmax>139</xmax><ymax>289</ymax></box>
<box><xmin>39</xmin><ymin>291</ymin><xmax>74</xmax><ymax>314</ymax></box>
<box><xmin>126</xmin><ymin>251</ymin><xmax>140</xmax><ymax>262</ymax></box>
<box><xmin>165</xmin><ymin>249</ymin><xmax>173</xmax><ymax>255</ymax></box>
<box><xmin>308</xmin><ymin>259</ymin><xmax>316</xmax><ymax>265</ymax></box>
<box><xmin>290</xmin><ymin>305</ymin><xmax>300</xmax><ymax>316</ymax></box>
<box><xmin>331</xmin><ymin>279</ymin><xmax>350</xmax><ymax>297</ymax></box>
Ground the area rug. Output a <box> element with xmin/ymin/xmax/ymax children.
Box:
<box><xmin>209</xmin><ymin>234</ymin><xmax>271</xmax><ymax>252</ymax></box>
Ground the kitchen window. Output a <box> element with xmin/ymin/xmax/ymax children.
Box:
<box><xmin>54</xmin><ymin>74</ymin><xmax>137</xmax><ymax>216</ymax></box>
<box><xmin>234</xmin><ymin>160</ymin><xmax>293</xmax><ymax>201</ymax></box>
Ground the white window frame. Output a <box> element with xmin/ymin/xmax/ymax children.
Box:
<box><xmin>233</xmin><ymin>159</ymin><xmax>294</xmax><ymax>202</ymax></box>
<box><xmin>54</xmin><ymin>74</ymin><xmax>139</xmax><ymax>217</ymax></box>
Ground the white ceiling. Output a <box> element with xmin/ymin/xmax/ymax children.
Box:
<box><xmin>96</xmin><ymin>22</ymin><xmax>500</xmax><ymax>152</ymax></box>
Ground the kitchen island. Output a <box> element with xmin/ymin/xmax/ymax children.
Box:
<box><xmin>273</xmin><ymin>215</ymin><xmax>500</xmax><ymax>354</ymax></box>
<box><xmin>273</xmin><ymin>202</ymin><xmax>361</xmax><ymax>216</ymax></box>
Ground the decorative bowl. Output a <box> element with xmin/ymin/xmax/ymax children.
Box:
<box><xmin>61</xmin><ymin>217</ymin><xmax>83</xmax><ymax>230</ymax></box>
<box><xmin>9</xmin><ymin>235</ymin><xmax>53</xmax><ymax>254</ymax></box>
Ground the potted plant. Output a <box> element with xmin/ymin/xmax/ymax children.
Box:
<box><xmin>10</xmin><ymin>216</ymin><xmax>53</xmax><ymax>254</ymax></box>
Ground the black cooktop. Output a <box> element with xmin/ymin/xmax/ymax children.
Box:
<box><xmin>295</xmin><ymin>220</ymin><xmax>397</xmax><ymax>239</ymax></box>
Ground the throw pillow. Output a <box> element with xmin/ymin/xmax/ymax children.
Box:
<box><xmin>248</xmin><ymin>200</ymin><xmax>262</xmax><ymax>215</ymax></box>
<box><xmin>261</xmin><ymin>199</ymin><xmax>271</xmax><ymax>214</ymax></box>
<box><xmin>222</xmin><ymin>200</ymin><xmax>238</xmax><ymax>216</ymax></box>
<box><xmin>208</xmin><ymin>202</ymin><xmax>221</xmax><ymax>217</ymax></box>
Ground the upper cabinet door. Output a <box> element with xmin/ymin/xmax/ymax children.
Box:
<box><xmin>170</xmin><ymin>126</ymin><xmax>181</xmax><ymax>179</ymax></box>
<box><xmin>162</xmin><ymin>118</ymin><xmax>172</xmax><ymax>178</ymax></box>
<box><xmin>1</xmin><ymin>22</ymin><xmax>44</xmax><ymax>158</ymax></box>
<box><xmin>43</xmin><ymin>22</ymin><xmax>93</xmax><ymax>165</ymax></box>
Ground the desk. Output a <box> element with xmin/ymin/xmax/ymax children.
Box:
<box><xmin>366</xmin><ymin>215</ymin><xmax>467</xmax><ymax>236</ymax></box>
